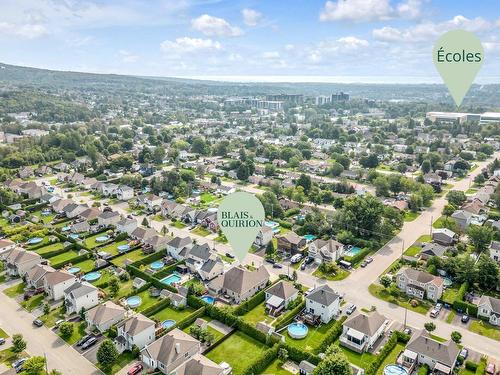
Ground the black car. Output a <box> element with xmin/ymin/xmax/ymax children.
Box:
<box><xmin>225</xmin><ymin>252</ymin><xmax>235</xmax><ymax>259</ymax></box>
<box><xmin>305</xmin><ymin>256</ymin><xmax>314</xmax><ymax>264</ymax></box>
<box><xmin>33</xmin><ymin>319</ymin><xmax>43</xmax><ymax>327</ymax></box>
<box><xmin>461</xmin><ymin>315</ymin><xmax>470</xmax><ymax>323</ymax></box>
<box><xmin>265</xmin><ymin>258</ymin><xmax>276</xmax><ymax>264</ymax></box>
<box><xmin>76</xmin><ymin>335</ymin><xmax>92</xmax><ymax>347</ymax></box>
<box><xmin>81</xmin><ymin>337</ymin><xmax>98</xmax><ymax>350</ymax></box>
<box><xmin>0</xmin><ymin>338</ymin><xmax>5</xmax><ymax>345</ymax></box>
<box><xmin>273</xmin><ymin>263</ymin><xmax>283</xmax><ymax>269</ymax></box>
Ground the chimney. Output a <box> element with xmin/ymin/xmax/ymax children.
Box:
<box><xmin>175</xmin><ymin>343</ymin><xmax>181</xmax><ymax>354</ymax></box>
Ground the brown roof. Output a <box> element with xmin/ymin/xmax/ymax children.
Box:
<box><xmin>86</xmin><ymin>301</ymin><xmax>126</xmax><ymax>325</ymax></box>
<box><xmin>266</xmin><ymin>281</ymin><xmax>298</xmax><ymax>300</ymax></box>
<box><xmin>141</xmin><ymin>328</ymin><xmax>199</xmax><ymax>366</ymax></box>
<box><xmin>44</xmin><ymin>270</ymin><xmax>75</xmax><ymax>286</ymax></box>
<box><xmin>119</xmin><ymin>314</ymin><xmax>155</xmax><ymax>336</ymax></box>
<box><xmin>343</xmin><ymin>311</ymin><xmax>387</xmax><ymax>337</ymax></box>
<box><xmin>174</xmin><ymin>353</ymin><xmax>223</xmax><ymax>375</ymax></box>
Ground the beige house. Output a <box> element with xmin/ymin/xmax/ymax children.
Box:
<box><xmin>5</xmin><ymin>249</ymin><xmax>42</xmax><ymax>277</ymax></box>
<box><xmin>85</xmin><ymin>301</ymin><xmax>127</xmax><ymax>332</ymax></box>
<box><xmin>265</xmin><ymin>281</ymin><xmax>299</xmax><ymax>316</ymax></box>
<box><xmin>115</xmin><ymin>314</ymin><xmax>156</xmax><ymax>353</ymax></box>
<box><xmin>396</xmin><ymin>268</ymin><xmax>443</xmax><ymax>302</ymax></box>
<box><xmin>25</xmin><ymin>264</ymin><xmax>55</xmax><ymax>289</ymax></box>
<box><xmin>340</xmin><ymin>312</ymin><xmax>388</xmax><ymax>353</ymax></box>
<box><xmin>43</xmin><ymin>271</ymin><xmax>77</xmax><ymax>301</ymax></box>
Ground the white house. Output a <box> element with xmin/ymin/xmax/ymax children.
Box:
<box><xmin>254</xmin><ymin>226</ymin><xmax>273</xmax><ymax>247</ymax></box>
<box><xmin>308</xmin><ymin>238</ymin><xmax>344</xmax><ymax>263</ymax></box>
<box><xmin>166</xmin><ymin>236</ymin><xmax>193</xmax><ymax>260</ymax></box>
<box><xmin>116</xmin><ymin>185</ymin><xmax>134</xmax><ymax>201</ymax></box>
<box><xmin>25</xmin><ymin>264</ymin><xmax>55</xmax><ymax>289</ymax></box>
<box><xmin>340</xmin><ymin>312</ymin><xmax>388</xmax><ymax>353</ymax></box>
<box><xmin>197</xmin><ymin>256</ymin><xmax>224</xmax><ymax>281</ymax></box>
<box><xmin>396</xmin><ymin>268</ymin><xmax>443</xmax><ymax>302</ymax></box>
<box><xmin>64</xmin><ymin>282</ymin><xmax>99</xmax><ymax>315</ymax></box>
<box><xmin>305</xmin><ymin>285</ymin><xmax>340</xmax><ymax>324</ymax></box>
<box><xmin>43</xmin><ymin>271</ymin><xmax>77</xmax><ymax>301</ymax></box>
<box><xmin>116</xmin><ymin>217</ymin><xmax>138</xmax><ymax>236</ymax></box>
<box><xmin>477</xmin><ymin>295</ymin><xmax>500</xmax><ymax>326</ymax></box>
<box><xmin>85</xmin><ymin>301</ymin><xmax>127</xmax><ymax>333</ymax></box>
<box><xmin>489</xmin><ymin>241</ymin><xmax>500</xmax><ymax>262</ymax></box>
<box><xmin>115</xmin><ymin>314</ymin><xmax>156</xmax><ymax>353</ymax></box>
<box><xmin>265</xmin><ymin>281</ymin><xmax>299</xmax><ymax>316</ymax></box>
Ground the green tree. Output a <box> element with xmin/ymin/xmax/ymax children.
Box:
<box><xmin>43</xmin><ymin>302</ymin><xmax>51</xmax><ymax>315</ymax></box>
<box><xmin>380</xmin><ymin>275</ymin><xmax>392</xmax><ymax>288</ymax></box>
<box><xmin>446</xmin><ymin>190</ymin><xmax>467</xmax><ymax>207</ymax></box>
<box><xmin>424</xmin><ymin>322</ymin><xmax>436</xmax><ymax>332</ymax></box>
<box><xmin>451</xmin><ymin>331</ymin><xmax>462</xmax><ymax>344</ymax></box>
<box><xmin>467</xmin><ymin>225</ymin><xmax>493</xmax><ymax>253</ymax></box>
<box><xmin>109</xmin><ymin>276</ymin><xmax>120</xmax><ymax>298</ymax></box>
<box><xmin>278</xmin><ymin>348</ymin><xmax>289</xmax><ymax>363</ymax></box>
<box><xmin>23</xmin><ymin>356</ymin><xmax>46</xmax><ymax>375</ymax></box>
<box><xmin>97</xmin><ymin>339</ymin><xmax>119</xmax><ymax>371</ymax></box>
<box><xmin>442</xmin><ymin>204</ymin><xmax>456</xmax><ymax>217</ymax></box>
<box><xmin>421</xmin><ymin>159</ymin><xmax>431</xmax><ymax>173</ymax></box>
<box><xmin>59</xmin><ymin>322</ymin><xmax>74</xmax><ymax>338</ymax></box>
<box><xmin>312</xmin><ymin>345</ymin><xmax>351</xmax><ymax>375</ymax></box>
<box><xmin>11</xmin><ymin>334</ymin><xmax>27</xmax><ymax>354</ymax></box>
<box><xmin>265</xmin><ymin>241</ymin><xmax>275</xmax><ymax>256</ymax></box>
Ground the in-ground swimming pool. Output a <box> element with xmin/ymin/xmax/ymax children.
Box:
<box><xmin>69</xmin><ymin>233</ymin><xmax>79</xmax><ymax>239</ymax></box>
<box><xmin>117</xmin><ymin>244</ymin><xmax>130</xmax><ymax>252</ymax></box>
<box><xmin>160</xmin><ymin>273</ymin><xmax>181</xmax><ymax>285</ymax></box>
<box><xmin>68</xmin><ymin>267</ymin><xmax>81</xmax><ymax>274</ymax></box>
<box><xmin>95</xmin><ymin>235</ymin><xmax>110</xmax><ymax>243</ymax></box>
<box><xmin>304</xmin><ymin>234</ymin><xmax>316</xmax><ymax>242</ymax></box>
<box><xmin>344</xmin><ymin>246</ymin><xmax>362</xmax><ymax>257</ymax></box>
<box><xmin>61</xmin><ymin>226</ymin><xmax>70</xmax><ymax>232</ymax></box>
<box><xmin>126</xmin><ymin>296</ymin><xmax>142</xmax><ymax>308</ymax></box>
<box><xmin>201</xmin><ymin>295</ymin><xmax>215</xmax><ymax>304</ymax></box>
<box><xmin>383</xmin><ymin>365</ymin><xmax>408</xmax><ymax>375</ymax></box>
<box><xmin>27</xmin><ymin>237</ymin><xmax>43</xmax><ymax>245</ymax></box>
<box><xmin>82</xmin><ymin>271</ymin><xmax>101</xmax><ymax>282</ymax></box>
<box><xmin>288</xmin><ymin>323</ymin><xmax>308</xmax><ymax>339</ymax></box>
<box><xmin>161</xmin><ymin>319</ymin><xmax>176</xmax><ymax>329</ymax></box>
<box><xmin>443</xmin><ymin>277</ymin><xmax>453</xmax><ymax>287</ymax></box>
<box><xmin>150</xmin><ymin>260</ymin><xmax>165</xmax><ymax>270</ymax></box>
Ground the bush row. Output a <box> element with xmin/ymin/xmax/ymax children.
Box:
<box><xmin>453</xmin><ymin>300</ymin><xmax>478</xmax><ymax>317</ymax></box>
<box><xmin>274</xmin><ymin>299</ymin><xmax>305</xmax><ymax>330</ymax></box>
<box><xmin>279</xmin><ymin>343</ymin><xmax>321</xmax><ymax>366</ymax></box>
<box><xmin>177</xmin><ymin>307</ymin><xmax>206</xmax><ymax>330</ymax></box>
<box><xmin>142</xmin><ymin>297</ymin><xmax>172</xmax><ymax>317</ymax></box>
<box><xmin>315</xmin><ymin>315</ymin><xmax>347</xmax><ymax>354</ymax></box>
<box><xmin>127</xmin><ymin>265</ymin><xmax>178</xmax><ymax>293</ymax></box>
<box><xmin>345</xmin><ymin>247</ymin><xmax>371</xmax><ymax>265</ymax></box>
<box><xmin>153</xmin><ymin>261</ymin><xmax>183</xmax><ymax>280</ymax></box>
<box><xmin>240</xmin><ymin>344</ymin><xmax>279</xmax><ymax>375</ymax></box>
<box><xmin>364</xmin><ymin>331</ymin><xmax>409</xmax><ymax>375</ymax></box>
<box><xmin>233</xmin><ymin>280</ymin><xmax>278</xmax><ymax>315</ymax></box>
<box><xmin>131</xmin><ymin>249</ymin><xmax>168</xmax><ymax>268</ymax></box>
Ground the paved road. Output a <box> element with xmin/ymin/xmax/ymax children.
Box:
<box><xmin>0</xmin><ymin>282</ymin><xmax>102</xmax><ymax>375</ymax></box>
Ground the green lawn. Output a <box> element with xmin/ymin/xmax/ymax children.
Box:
<box><xmin>375</xmin><ymin>343</ymin><xmax>405</xmax><ymax>374</ymax></box>
<box><xmin>446</xmin><ymin>311</ymin><xmax>456</xmax><ymax>324</ymax></box>
<box><xmin>36</xmin><ymin>242</ymin><xmax>64</xmax><ymax>257</ymax></box>
<box><xmin>442</xmin><ymin>286</ymin><xmax>460</xmax><ymax>305</ymax></box>
<box><xmin>105</xmin><ymin>279</ymin><xmax>134</xmax><ymax>301</ymax></box>
<box><xmin>469</xmin><ymin>320</ymin><xmax>500</xmax><ymax>341</ymax></box>
<box><xmin>242</xmin><ymin>302</ymin><xmax>273</xmax><ymax>326</ymax></box>
<box><xmin>3</xmin><ymin>282</ymin><xmax>25</xmax><ymax>298</ymax></box>
<box><xmin>71</xmin><ymin>258</ymin><xmax>96</xmax><ymax>273</ymax></box>
<box><xmin>220</xmin><ymin>254</ymin><xmax>236</xmax><ymax>263</ymax></box>
<box><xmin>0</xmin><ymin>218</ymin><xmax>9</xmax><ymax>229</ymax></box>
<box><xmin>47</xmin><ymin>250</ymin><xmax>80</xmax><ymax>265</ymax></box>
<box><xmin>206</xmin><ymin>331</ymin><xmax>267</xmax><ymax>375</ymax></box>
<box><xmin>40</xmin><ymin>306</ymin><xmax>66</xmax><ymax>328</ymax></box>
<box><xmin>98</xmin><ymin>351</ymin><xmax>136</xmax><ymax>375</ymax></box>
<box><xmin>0</xmin><ymin>328</ymin><xmax>8</xmax><ymax>339</ymax></box>
<box><xmin>0</xmin><ymin>275</ymin><xmax>6</xmax><ymax>284</ymax></box>
<box><xmin>336</xmin><ymin>343</ymin><xmax>376</xmax><ymax>369</ymax></box>
<box><xmin>368</xmin><ymin>284</ymin><xmax>431</xmax><ymax>315</ymax></box>
<box><xmin>433</xmin><ymin>216</ymin><xmax>446</xmax><ymax>229</ymax></box>
<box><xmin>183</xmin><ymin>321</ymin><xmax>225</xmax><ymax>343</ymax></box>
<box><xmin>20</xmin><ymin>293</ymin><xmax>44</xmax><ymax>312</ymax></box>
<box><xmin>313</xmin><ymin>268</ymin><xmax>350</xmax><ymax>281</ymax></box>
<box><xmin>151</xmin><ymin>305</ymin><xmax>195</xmax><ymax>322</ymax></box>
<box><xmin>0</xmin><ymin>347</ymin><xmax>28</xmax><ymax>366</ymax></box>
<box><xmin>284</xmin><ymin>319</ymin><xmax>338</xmax><ymax>352</ymax></box>
<box><xmin>31</xmin><ymin>210</ymin><xmax>55</xmax><ymax>224</ymax></box>
<box><xmin>83</xmin><ymin>233</ymin><xmax>112</xmax><ymax>249</ymax></box>
<box><xmin>459</xmin><ymin>368</ymin><xmax>476</xmax><ymax>375</ymax></box>
<box><xmin>191</xmin><ymin>226</ymin><xmax>211</xmax><ymax>237</ymax></box>
<box><xmin>404</xmin><ymin>211</ymin><xmax>419</xmax><ymax>222</ymax></box>
<box><xmin>200</xmin><ymin>193</ymin><xmax>217</xmax><ymax>203</ymax></box>
<box><xmin>111</xmin><ymin>249</ymin><xmax>147</xmax><ymax>267</ymax></box>
<box><xmin>98</xmin><ymin>240</ymin><xmax>129</xmax><ymax>257</ymax></box>
<box><xmin>260</xmin><ymin>358</ymin><xmax>294</xmax><ymax>375</ymax></box>
<box><xmin>404</xmin><ymin>245</ymin><xmax>421</xmax><ymax>257</ymax></box>
<box><xmin>171</xmin><ymin>221</ymin><xmax>186</xmax><ymax>229</ymax></box>
<box><xmin>135</xmin><ymin>289</ymin><xmax>160</xmax><ymax>312</ymax></box>
<box><xmin>58</xmin><ymin>321</ymin><xmax>87</xmax><ymax>345</ymax></box>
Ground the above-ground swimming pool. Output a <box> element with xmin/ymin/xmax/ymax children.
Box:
<box><xmin>68</xmin><ymin>267</ymin><xmax>81</xmax><ymax>274</ymax></box>
<box><xmin>69</xmin><ymin>233</ymin><xmax>79</xmax><ymax>239</ymax></box>
<box><xmin>126</xmin><ymin>296</ymin><xmax>142</xmax><ymax>308</ymax></box>
<box><xmin>150</xmin><ymin>260</ymin><xmax>165</xmax><ymax>270</ymax></box>
<box><xmin>443</xmin><ymin>277</ymin><xmax>453</xmax><ymax>287</ymax></box>
<box><xmin>27</xmin><ymin>237</ymin><xmax>43</xmax><ymax>245</ymax></box>
<box><xmin>201</xmin><ymin>295</ymin><xmax>215</xmax><ymax>304</ymax></box>
<box><xmin>383</xmin><ymin>365</ymin><xmax>408</xmax><ymax>375</ymax></box>
<box><xmin>117</xmin><ymin>244</ymin><xmax>130</xmax><ymax>252</ymax></box>
<box><xmin>161</xmin><ymin>320</ymin><xmax>176</xmax><ymax>329</ymax></box>
<box><xmin>304</xmin><ymin>234</ymin><xmax>316</xmax><ymax>242</ymax></box>
<box><xmin>82</xmin><ymin>271</ymin><xmax>101</xmax><ymax>282</ymax></box>
<box><xmin>288</xmin><ymin>323</ymin><xmax>309</xmax><ymax>339</ymax></box>
<box><xmin>344</xmin><ymin>246</ymin><xmax>362</xmax><ymax>257</ymax></box>
<box><xmin>160</xmin><ymin>273</ymin><xmax>181</xmax><ymax>285</ymax></box>
<box><xmin>95</xmin><ymin>235</ymin><xmax>110</xmax><ymax>243</ymax></box>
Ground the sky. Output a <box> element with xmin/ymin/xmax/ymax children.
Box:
<box><xmin>1</xmin><ymin>0</ymin><xmax>500</xmax><ymax>82</ymax></box>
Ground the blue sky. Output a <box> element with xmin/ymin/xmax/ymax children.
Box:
<box><xmin>1</xmin><ymin>0</ymin><xmax>500</xmax><ymax>82</ymax></box>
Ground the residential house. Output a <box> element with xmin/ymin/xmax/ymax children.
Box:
<box><xmin>396</xmin><ymin>268</ymin><xmax>443</xmax><ymax>302</ymax></box>
<box><xmin>63</xmin><ymin>203</ymin><xmax>88</xmax><ymax>219</ymax></box>
<box><xmin>254</xmin><ymin>226</ymin><xmax>273</xmax><ymax>247</ymax></box>
<box><xmin>197</xmin><ymin>256</ymin><xmax>224</xmax><ymax>281</ymax></box>
<box><xmin>131</xmin><ymin>226</ymin><xmax>157</xmax><ymax>243</ymax></box>
<box><xmin>185</xmin><ymin>243</ymin><xmax>212</xmax><ymax>273</ymax></box>
<box><xmin>477</xmin><ymin>295</ymin><xmax>500</xmax><ymax>326</ymax></box>
<box><xmin>265</xmin><ymin>281</ymin><xmax>299</xmax><ymax>316</ymax></box>
<box><xmin>5</xmin><ymin>249</ymin><xmax>42</xmax><ymax>277</ymax></box>
<box><xmin>489</xmin><ymin>241</ymin><xmax>500</xmax><ymax>262</ymax></box>
<box><xmin>432</xmin><ymin>228</ymin><xmax>457</xmax><ymax>246</ymax></box>
<box><xmin>43</xmin><ymin>271</ymin><xmax>77</xmax><ymax>301</ymax></box>
<box><xmin>79</xmin><ymin>207</ymin><xmax>101</xmax><ymax>222</ymax></box>
<box><xmin>71</xmin><ymin>220</ymin><xmax>90</xmax><ymax>234</ymax></box>
<box><xmin>451</xmin><ymin>210</ymin><xmax>472</xmax><ymax>230</ymax></box>
<box><xmin>305</xmin><ymin>285</ymin><xmax>340</xmax><ymax>324</ymax></box>
<box><xmin>116</xmin><ymin>217</ymin><xmax>138</xmax><ymax>236</ymax></box>
<box><xmin>208</xmin><ymin>266</ymin><xmax>270</xmax><ymax>304</ymax></box>
<box><xmin>144</xmin><ymin>235</ymin><xmax>170</xmax><ymax>252</ymax></box>
<box><xmin>160</xmin><ymin>287</ymin><xmax>188</xmax><ymax>308</ymax></box>
<box><xmin>0</xmin><ymin>239</ymin><xmax>16</xmax><ymax>257</ymax></box>
<box><xmin>115</xmin><ymin>314</ymin><xmax>156</xmax><ymax>353</ymax></box>
<box><xmin>143</xmin><ymin>194</ymin><xmax>162</xmax><ymax>212</ymax></box>
<box><xmin>51</xmin><ymin>198</ymin><xmax>74</xmax><ymax>214</ymax></box>
<box><xmin>64</xmin><ymin>281</ymin><xmax>99</xmax><ymax>315</ymax></box>
<box><xmin>101</xmin><ymin>183</ymin><xmax>119</xmax><ymax>197</ymax></box>
<box><xmin>277</xmin><ymin>232</ymin><xmax>306</xmax><ymax>254</ymax></box>
<box><xmin>116</xmin><ymin>185</ymin><xmax>135</xmax><ymax>201</ymax></box>
<box><xmin>399</xmin><ymin>330</ymin><xmax>460</xmax><ymax>375</ymax></box>
<box><xmin>97</xmin><ymin>210</ymin><xmax>121</xmax><ymax>227</ymax></box>
<box><xmin>25</xmin><ymin>264</ymin><xmax>55</xmax><ymax>289</ymax></box>
<box><xmin>340</xmin><ymin>312</ymin><xmax>388</xmax><ymax>353</ymax></box>
<box><xmin>85</xmin><ymin>301</ymin><xmax>127</xmax><ymax>332</ymax></box>
<box><xmin>420</xmin><ymin>243</ymin><xmax>448</xmax><ymax>260</ymax></box>
<box><xmin>166</xmin><ymin>236</ymin><xmax>193</xmax><ymax>260</ymax></box>
<box><xmin>308</xmin><ymin>239</ymin><xmax>344</xmax><ymax>263</ymax></box>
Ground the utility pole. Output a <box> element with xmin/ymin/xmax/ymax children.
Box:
<box><xmin>403</xmin><ymin>306</ymin><xmax>408</xmax><ymax>329</ymax></box>
<box><xmin>44</xmin><ymin>352</ymin><xmax>48</xmax><ymax>375</ymax></box>
<box><xmin>430</xmin><ymin>215</ymin><xmax>433</xmax><ymax>236</ymax></box>
<box><xmin>400</xmin><ymin>239</ymin><xmax>405</xmax><ymax>259</ymax></box>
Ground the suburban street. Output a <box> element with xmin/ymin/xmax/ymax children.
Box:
<box><xmin>0</xmin><ymin>281</ymin><xmax>102</xmax><ymax>374</ymax></box>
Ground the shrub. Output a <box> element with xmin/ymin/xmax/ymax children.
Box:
<box><xmin>465</xmin><ymin>361</ymin><xmax>478</xmax><ymax>372</ymax></box>
<box><xmin>417</xmin><ymin>364</ymin><xmax>429</xmax><ymax>375</ymax></box>
<box><xmin>315</xmin><ymin>315</ymin><xmax>347</xmax><ymax>354</ymax></box>
<box><xmin>274</xmin><ymin>299</ymin><xmax>305</xmax><ymax>330</ymax></box>
<box><xmin>240</xmin><ymin>344</ymin><xmax>279</xmax><ymax>375</ymax></box>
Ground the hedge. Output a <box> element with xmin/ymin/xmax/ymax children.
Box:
<box><xmin>127</xmin><ymin>265</ymin><xmax>177</xmax><ymax>293</ymax></box>
<box><xmin>233</xmin><ymin>279</ymin><xmax>279</xmax><ymax>316</ymax></box>
<box><xmin>52</xmin><ymin>252</ymin><xmax>92</xmax><ymax>269</ymax></box>
<box><xmin>315</xmin><ymin>315</ymin><xmax>347</xmax><ymax>354</ymax></box>
<box><xmin>142</xmin><ymin>297</ymin><xmax>173</xmax><ymax>317</ymax></box>
<box><xmin>276</xmin><ymin>220</ymin><xmax>293</xmax><ymax>229</ymax></box>
<box><xmin>476</xmin><ymin>358</ymin><xmax>487</xmax><ymax>374</ymax></box>
<box><xmin>274</xmin><ymin>299</ymin><xmax>305</xmax><ymax>330</ymax></box>
<box><xmin>241</xmin><ymin>344</ymin><xmax>279</xmax><ymax>375</ymax></box>
<box><xmin>453</xmin><ymin>300</ymin><xmax>478</xmax><ymax>317</ymax></box>
<box><xmin>344</xmin><ymin>247</ymin><xmax>371</xmax><ymax>265</ymax></box>
<box><xmin>465</xmin><ymin>361</ymin><xmax>478</xmax><ymax>372</ymax></box>
<box><xmin>177</xmin><ymin>307</ymin><xmax>206</xmax><ymax>330</ymax></box>
<box><xmin>131</xmin><ymin>249</ymin><xmax>168</xmax><ymax>268</ymax></box>
<box><xmin>280</xmin><ymin>343</ymin><xmax>321</xmax><ymax>366</ymax></box>
<box><xmin>25</xmin><ymin>202</ymin><xmax>48</xmax><ymax>212</ymax></box>
<box><xmin>417</xmin><ymin>364</ymin><xmax>429</xmax><ymax>375</ymax></box>
<box><xmin>365</xmin><ymin>331</ymin><xmax>409</xmax><ymax>375</ymax></box>
<box><xmin>43</xmin><ymin>247</ymin><xmax>71</xmax><ymax>259</ymax></box>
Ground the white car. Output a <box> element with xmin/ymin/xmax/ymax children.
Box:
<box><xmin>346</xmin><ymin>304</ymin><xmax>357</xmax><ymax>315</ymax></box>
<box><xmin>290</xmin><ymin>254</ymin><xmax>303</xmax><ymax>264</ymax></box>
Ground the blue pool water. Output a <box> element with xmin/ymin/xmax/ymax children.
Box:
<box><xmin>68</xmin><ymin>267</ymin><xmax>81</xmax><ymax>274</ymax></box>
<box><xmin>41</xmin><ymin>210</ymin><xmax>51</xmax><ymax>216</ymax></box>
<box><xmin>47</xmin><ymin>187</ymin><xmax>54</xmax><ymax>193</ymax></box>
<box><xmin>383</xmin><ymin>365</ymin><xmax>408</xmax><ymax>375</ymax></box>
<box><xmin>82</xmin><ymin>271</ymin><xmax>101</xmax><ymax>282</ymax></box>
<box><xmin>126</xmin><ymin>296</ymin><xmax>142</xmax><ymax>308</ymax></box>
<box><xmin>69</xmin><ymin>233</ymin><xmax>79</xmax><ymax>239</ymax></box>
<box><xmin>288</xmin><ymin>323</ymin><xmax>308</xmax><ymax>339</ymax></box>
<box><xmin>344</xmin><ymin>246</ymin><xmax>362</xmax><ymax>257</ymax></box>
<box><xmin>264</xmin><ymin>220</ymin><xmax>279</xmax><ymax>228</ymax></box>
<box><xmin>304</xmin><ymin>234</ymin><xmax>316</xmax><ymax>242</ymax></box>
<box><xmin>117</xmin><ymin>244</ymin><xmax>130</xmax><ymax>252</ymax></box>
<box><xmin>62</xmin><ymin>226</ymin><xmax>70</xmax><ymax>232</ymax></box>
<box><xmin>160</xmin><ymin>273</ymin><xmax>181</xmax><ymax>285</ymax></box>
<box><xmin>27</xmin><ymin>237</ymin><xmax>43</xmax><ymax>245</ymax></box>
<box><xmin>201</xmin><ymin>295</ymin><xmax>215</xmax><ymax>304</ymax></box>
<box><xmin>161</xmin><ymin>320</ymin><xmax>176</xmax><ymax>329</ymax></box>
<box><xmin>95</xmin><ymin>235</ymin><xmax>110</xmax><ymax>243</ymax></box>
<box><xmin>150</xmin><ymin>260</ymin><xmax>165</xmax><ymax>270</ymax></box>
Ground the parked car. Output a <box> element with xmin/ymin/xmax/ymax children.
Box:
<box><xmin>403</xmin><ymin>327</ymin><xmax>412</xmax><ymax>335</ymax></box>
<box><xmin>486</xmin><ymin>363</ymin><xmax>496</xmax><ymax>374</ymax></box>
<box><xmin>435</xmin><ymin>303</ymin><xmax>443</xmax><ymax>311</ymax></box>
<box><xmin>12</xmin><ymin>358</ymin><xmax>28</xmax><ymax>371</ymax></box>
<box><xmin>127</xmin><ymin>363</ymin><xmax>144</xmax><ymax>375</ymax></box>
<box><xmin>430</xmin><ymin>308</ymin><xmax>439</xmax><ymax>318</ymax></box>
<box><xmin>346</xmin><ymin>304</ymin><xmax>356</xmax><ymax>315</ymax></box>
<box><xmin>305</xmin><ymin>256</ymin><xmax>314</xmax><ymax>264</ymax></box>
<box><xmin>81</xmin><ymin>337</ymin><xmax>98</xmax><ymax>350</ymax></box>
<box><xmin>366</xmin><ymin>257</ymin><xmax>374</xmax><ymax>263</ymax></box>
<box><xmin>360</xmin><ymin>261</ymin><xmax>367</xmax><ymax>268</ymax></box>
<box><xmin>459</xmin><ymin>348</ymin><xmax>468</xmax><ymax>359</ymax></box>
<box><xmin>225</xmin><ymin>252</ymin><xmax>235</xmax><ymax>259</ymax></box>
<box><xmin>33</xmin><ymin>319</ymin><xmax>43</xmax><ymax>327</ymax></box>
<box><xmin>55</xmin><ymin>319</ymin><xmax>65</xmax><ymax>327</ymax></box>
<box><xmin>273</xmin><ymin>263</ymin><xmax>283</xmax><ymax>269</ymax></box>
<box><xmin>0</xmin><ymin>338</ymin><xmax>5</xmax><ymax>345</ymax></box>
<box><xmin>290</xmin><ymin>254</ymin><xmax>303</xmax><ymax>264</ymax></box>
<box><xmin>265</xmin><ymin>258</ymin><xmax>276</xmax><ymax>264</ymax></box>
<box><xmin>461</xmin><ymin>314</ymin><xmax>469</xmax><ymax>323</ymax></box>
<box><xmin>76</xmin><ymin>335</ymin><xmax>92</xmax><ymax>347</ymax></box>
<box><xmin>300</xmin><ymin>262</ymin><xmax>306</xmax><ymax>271</ymax></box>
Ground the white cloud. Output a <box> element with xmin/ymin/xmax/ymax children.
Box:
<box><xmin>337</xmin><ymin>36</ymin><xmax>369</xmax><ymax>49</ymax></box>
<box><xmin>119</xmin><ymin>49</ymin><xmax>139</xmax><ymax>63</ymax></box>
<box><xmin>396</xmin><ymin>0</ymin><xmax>423</xmax><ymax>19</ymax></box>
<box><xmin>284</xmin><ymin>44</ymin><xmax>295</xmax><ymax>51</ymax></box>
<box><xmin>373</xmin><ymin>15</ymin><xmax>500</xmax><ymax>43</ymax></box>
<box><xmin>0</xmin><ymin>21</ymin><xmax>48</xmax><ymax>39</ymax></box>
<box><xmin>320</xmin><ymin>0</ymin><xmax>392</xmax><ymax>22</ymax></box>
<box><xmin>262</xmin><ymin>51</ymin><xmax>281</xmax><ymax>60</ymax></box>
<box><xmin>191</xmin><ymin>14</ymin><xmax>243</xmax><ymax>37</ymax></box>
<box><xmin>242</xmin><ymin>8</ymin><xmax>262</xmax><ymax>26</ymax></box>
<box><xmin>160</xmin><ymin>37</ymin><xmax>222</xmax><ymax>54</ymax></box>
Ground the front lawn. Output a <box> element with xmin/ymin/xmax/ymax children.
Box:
<box><xmin>3</xmin><ymin>282</ymin><xmax>25</xmax><ymax>298</ymax></box>
<box><xmin>0</xmin><ymin>347</ymin><xmax>28</xmax><ymax>366</ymax></box>
<box><xmin>404</xmin><ymin>211</ymin><xmax>419</xmax><ymax>222</ymax></box>
<box><xmin>206</xmin><ymin>331</ymin><xmax>267</xmax><ymax>375</ymax></box>
<box><xmin>111</xmin><ymin>249</ymin><xmax>147</xmax><ymax>267</ymax></box>
<box><xmin>151</xmin><ymin>305</ymin><xmax>195</xmax><ymax>322</ymax></box>
<box><xmin>171</xmin><ymin>221</ymin><xmax>186</xmax><ymax>229</ymax></box>
<box><xmin>368</xmin><ymin>284</ymin><xmax>431</xmax><ymax>315</ymax></box>
<box><xmin>98</xmin><ymin>351</ymin><xmax>136</xmax><ymax>375</ymax></box>
<box><xmin>260</xmin><ymin>358</ymin><xmax>294</xmax><ymax>374</ymax></box>
<box><xmin>0</xmin><ymin>328</ymin><xmax>8</xmax><ymax>339</ymax></box>
<box><xmin>191</xmin><ymin>226</ymin><xmax>211</xmax><ymax>237</ymax></box>
<box><xmin>469</xmin><ymin>320</ymin><xmax>500</xmax><ymax>341</ymax></box>
<box><xmin>58</xmin><ymin>321</ymin><xmax>87</xmax><ymax>345</ymax></box>
<box><xmin>40</xmin><ymin>306</ymin><xmax>65</xmax><ymax>328</ymax></box>
<box><xmin>285</xmin><ymin>319</ymin><xmax>338</xmax><ymax>352</ymax></box>
<box><xmin>20</xmin><ymin>294</ymin><xmax>44</xmax><ymax>312</ymax></box>
<box><xmin>433</xmin><ymin>216</ymin><xmax>446</xmax><ymax>229</ymax></box>
<box><xmin>313</xmin><ymin>268</ymin><xmax>350</xmax><ymax>281</ymax></box>
<box><xmin>446</xmin><ymin>311</ymin><xmax>456</xmax><ymax>324</ymax></box>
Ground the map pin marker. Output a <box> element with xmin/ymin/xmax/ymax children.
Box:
<box><xmin>433</xmin><ymin>29</ymin><xmax>484</xmax><ymax>107</ymax></box>
<box><xmin>217</xmin><ymin>191</ymin><xmax>265</xmax><ymax>263</ymax></box>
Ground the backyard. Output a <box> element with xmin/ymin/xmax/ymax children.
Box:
<box><xmin>242</xmin><ymin>302</ymin><xmax>274</xmax><ymax>326</ymax></box>
<box><xmin>70</xmin><ymin>258</ymin><xmax>96</xmax><ymax>273</ymax></box>
<box><xmin>260</xmin><ymin>358</ymin><xmax>293</xmax><ymax>375</ymax></box>
<box><xmin>375</xmin><ymin>343</ymin><xmax>405</xmax><ymax>374</ymax></box>
<box><xmin>83</xmin><ymin>233</ymin><xmax>112</xmax><ymax>249</ymax></box>
<box><xmin>284</xmin><ymin>319</ymin><xmax>338</xmax><ymax>352</ymax></box>
<box><xmin>98</xmin><ymin>240</ymin><xmax>129</xmax><ymax>257</ymax></box>
<box><xmin>151</xmin><ymin>305</ymin><xmax>195</xmax><ymax>322</ymax></box>
<box><xmin>335</xmin><ymin>342</ymin><xmax>376</xmax><ymax>369</ymax></box>
<box><xmin>111</xmin><ymin>249</ymin><xmax>147</xmax><ymax>267</ymax></box>
<box><xmin>35</xmin><ymin>242</ymin><xmax>65</xmax><ymax>257</ymax></box>
<box><xmin>47</xmin><ymin>249</ymin><xmax>80</xmax><ymax>265</ymax></box>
